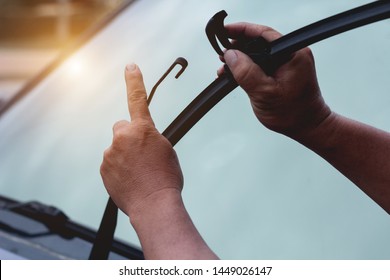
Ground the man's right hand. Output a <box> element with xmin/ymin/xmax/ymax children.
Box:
<box><xmin>220</xmin><ymin>23</ymin><xmax>331</xmax><ymax>140</ymax></box>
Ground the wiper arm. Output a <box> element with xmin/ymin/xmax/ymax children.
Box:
<box><xmin>163</xmin><ymin>74</ymin><xmax>236</xmax><ymax>145</ymax></box>
<box><xmin>0</xmin><ymin>195</ymin><xmax>144</xmax><ymax>259</ymax></box>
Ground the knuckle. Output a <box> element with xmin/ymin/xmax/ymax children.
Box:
<box><xmin>102</xmin><ymin>147</ymin><xmax>111</xmax><ymax>160</ymax></box>
<box><xmin>100</xmin><ymin>162</ymin><xmax>106</xmax><ymax>177</ymax></box>
<box><xmin>112</xmin><ymin>120</ymin><xmax>155</xmax><ymax>146</ymax></box>
<box><xmin>130</xmin><ymin>120</ymin><xmax>156</xmax><ymax>139</ymax></box>
<box><xmin>113</xmin><ymin>120</ymin><xmax>128</xmax><ymax>130</ymax></box>
<box><xmin>128</xmin><ymin>89</ymin><xmax>147</xmax><ymax>103</ymax></box>
<box><xmin>113</xmin><ymin>129</ymin><xmax>129</xmax><ymax>145</ymax></box>
<box><xmin>100</xmin><ymin>151</ymin><xmax>110</xmax><ymax>176</ymax></box>
<box><xmin>112</xmin><ymin>122</ymin><xmax>131</xmax><ymax>142</ymax></box>
<box><xmin>133</xmin><ymin>119</ymin><xmax>154</xmax><ymax>130</ymax></box>
<box><xmin>113</xmin><ymin>120</ymin><xmax>131</xmax><ymax>135</ymax></box>
<box><xmin>301</xmin><ymin>46</ymin><xmax>313</xmax><ymax>57</ymax></box>
<box><xmin>297</xmin><ymin>47</ymin><xmax>315</xmax><ymax>66</ymax></box>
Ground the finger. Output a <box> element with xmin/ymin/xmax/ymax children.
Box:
<box><xmin>224</xmin><ymin>22</ymin><xmax>282</xmax><ymax>42</ymax></box>
<box><xmin>224</xmin><ymin>49</ymin><xmax>273</xmax><ymax>93</ymax></box>
<box><xmin>217</xmin><ymin>64</ymin><xmax>225</xmax><ymax>77</ymax></box>
<box><xmin>219</xmin><ymin>54</ymin><xmax>225</xmax><ymax>63</ymax></box>
<box><xmin>124</xmin><ymin>63</ymin><xmax>153</xmax><ymax>122</ymax></box>
<box><xmin>112</xmin><ymin>120</ymin><xmax>130</xmax><ymax>134</ymax></box>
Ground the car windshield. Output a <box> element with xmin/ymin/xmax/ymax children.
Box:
<box><xmin>0</xmin><ymin>0</ymin><xmax>389</xmax><ymax>259</ymax></box>
<box><xmin>0</xmin><ymin>0</ymin><xmax>126</xmax><ymax>110</ymax></box>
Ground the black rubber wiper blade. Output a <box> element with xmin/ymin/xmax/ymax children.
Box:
<box><xmin>163</xmin><ymin>74</ymin><xmax>237</xmax><ymax>145</ymax></box>
<box><xmin>270</xmin><ymin>0</ymin><xmax>390</xmax><ymax>58</ymax></box>
<box><xmin>162</xmin><ymin>1</ymin><xmax>390</xmax><ymax>145</ymax></box>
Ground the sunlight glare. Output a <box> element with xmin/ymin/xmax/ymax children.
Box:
<box><xmin>64</xmin><ymin>56</ymin><xmax>86</xmax><ymax>78</ymax></box>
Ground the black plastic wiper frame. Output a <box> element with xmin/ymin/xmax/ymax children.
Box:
<box><xmin>164</xmin><ymin>0</ymin><xmax>390</xmax><ymax>146</ymax></box>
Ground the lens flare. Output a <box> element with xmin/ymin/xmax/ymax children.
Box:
<box><xmin>64</xmin><ymin>56</ymin><xmax>85</xmax><ymax>78</ymax></box>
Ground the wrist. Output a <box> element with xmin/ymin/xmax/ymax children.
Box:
<box><xmin>128</xmin><ymin>188</ymin><xmax>183</xmax><ymax>228</ymax></box>
<box><xmin>292</xmin><ymin>110</ymin><xmax>339</xmax><ymax>153</ymax></box>
<box><xmin>284</xmin><ymin>93</ymin><xmax>332</xmax><ymax>141</ymax></box>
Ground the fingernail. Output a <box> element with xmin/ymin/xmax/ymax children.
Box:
<box><xmin>126</xmin><ymin>63</ymin><xmax>136</xmax><ymax>72</ymax></box>
<box><xmin>224</xmin><ymin>50</ymin><xmax>238</xmax><ymax>67</ymax></box>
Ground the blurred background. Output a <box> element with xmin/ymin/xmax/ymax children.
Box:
<box><xmin>0</xmin><ymin>0</ymin><xmax>126</xmax><ymax>108</ymax></box>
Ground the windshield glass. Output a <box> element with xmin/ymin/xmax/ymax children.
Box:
<box><xmin>0</xmin><ymin>0</ymin><xmax>127</xmax><ymax>110</ymax></box>
<box><xmin>0</xmin><ymin>0</ymin><xmax>389</xmax><ymax>259</ymax></box>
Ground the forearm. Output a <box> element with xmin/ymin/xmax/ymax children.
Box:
<box><xmin>129</xmin><ymin>189</ymin><xmax>219</xmax><ymax>260</ymax></box>
<box><xmin>295</xmin><ymin>112</ymin><xmax>390</xmax><ymax>214</ymax></box>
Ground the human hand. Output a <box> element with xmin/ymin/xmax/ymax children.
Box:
<box><xmin>219</xmin><ymin>23</ymin><xmax>331</xmax><ymax>139</ymax></box>
<box><xmin>100</xmin><ymin>64</ymin><xmax>183</xmax><ymax>217</ymax></box>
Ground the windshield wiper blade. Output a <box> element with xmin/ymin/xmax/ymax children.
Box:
<box><xmin>162</xmin><ymin>74</ymin><xmax>237</xmax><ymax>145</ymax></box>
<box><xmin>0</xmin><ymin>195</ymin><xmax>144</xmax><ymax>259</ymax></box>
<box><xmin>163</xmin><ymin>0</ymin><xmax>390</xmax><ymax>145</ymax></box>
<box><xmin>92</xmin><ymin>1</ymin><xmax>390</xmax><ymax>259</ymax></box>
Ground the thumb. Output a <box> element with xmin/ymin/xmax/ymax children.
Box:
<box><xmin>224</xmin><ymin>49</ymin><xmax>271</xmax><ymax>93</ymax></box>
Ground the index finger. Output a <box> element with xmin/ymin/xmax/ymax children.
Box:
<box><xmin>124</xmin><ymin>63</ymin><xmax>153</xmax><ymax>122</ymax></box>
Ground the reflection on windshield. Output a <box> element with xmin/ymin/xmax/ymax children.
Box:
<box><xmin>64</xmin><ymin>56</ymin><xmax>86</xmax><ymax>78</ymax></box>
<box><xmin>0</xmin><ymin>0</ymin><xmax>389</xmax><ymax>259</ymax></box>
<box><xmin>0</xmin><ymin>0</ymin><xmax>130</xmax><ymax>111</ymax></box>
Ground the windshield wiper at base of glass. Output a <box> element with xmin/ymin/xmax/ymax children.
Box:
<box><xmin>0</xmin><ymin>195</ymin><xmax>144</xmax><ymax>260</ymax></box>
